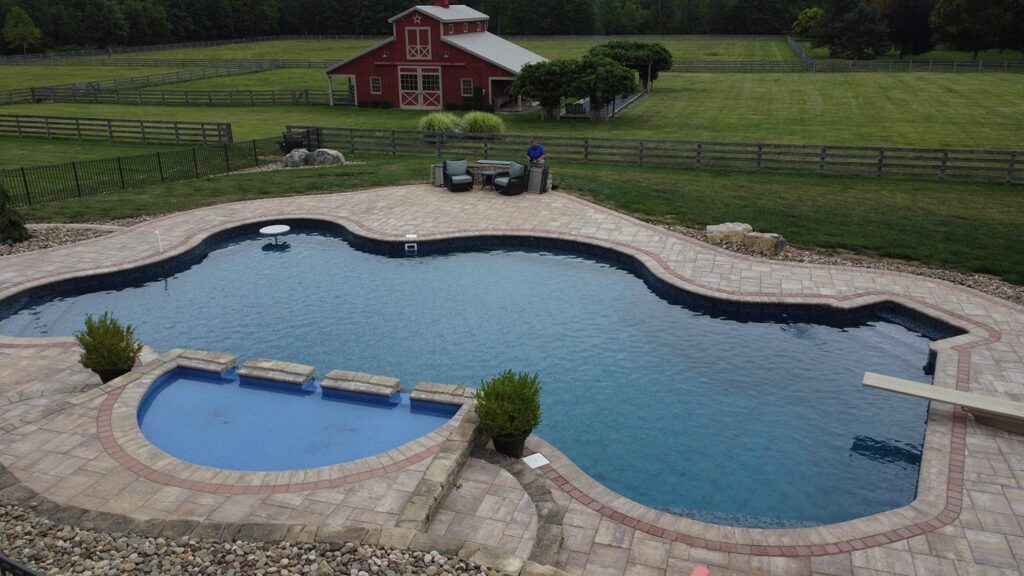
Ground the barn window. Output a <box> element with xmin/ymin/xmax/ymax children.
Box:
<box><xmin>406</xmin><ymin>27</ymin><xmax>431</xmax><ymax>59</ymax></box>
<box><xmin>463</xmin><ymin>23</ymin><xmax>468</xmax><ymax>32</ymax></box>
<box><xmin>448</xmin><ymin>24</ymin><xmax>454</xmax><ymax>34</ymax></box>
<box><xmin>476</xmin><ymin>21</ymin><xmax>482</xmax><ymax>31</ymax></box>
<box><xmin>400</xmin><ymin>74</ymin><xmax>419</xmax><ymax>92</ymax></box>
<box><xmin>422</xmin><ymin>74</ymin><xmax>441</xmax><ymax>92</ymax></box>
<box><xmin>461</xmin><ymin>79</ymin><xmax>473</xmax><ymax>97</ymax></box>
<box><xmin>370</xmin><ymin>77</ymin><xmax>382</xmax><ymax>94</ymax></box>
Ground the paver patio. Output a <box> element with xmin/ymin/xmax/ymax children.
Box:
<box><xmin>2</xmin><ymin>184</ymin><xmax>1024</xmax><ymax>575</ymax></box>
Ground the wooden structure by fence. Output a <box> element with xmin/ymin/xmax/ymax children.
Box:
<box><xmin>2</xmin><ymin>137</ymin><xmax>280</xmax><ymax>206</ymax></box>
<box><xmin>286</xmin><ymin>126</ymin><xmax>1023</xmax><ymax>184</ymax></box>
<box><xmin>0</xmin><ymin>114</ymin><xmax>233</xmax><ymax>144</ymax></box>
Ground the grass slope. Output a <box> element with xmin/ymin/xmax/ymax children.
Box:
<box><xmin>0</xmin><ymin>136</ymin><xmax>182</xmax><ymax>168</ymax></box>
<box><xmin>17</xmin><ymin>155</ymin><xmax>1024</xmax><ymax>284</ymax></box>
<box><xmin>0</xmin><ymin>65</ymin><xmax>190</xmax><ymax>89</ymax></box>
<box><xmin>149</xmin><ymin>68</ymin><xmax>328</xmax><ymax>91</ymax></box>
<box><xmin>4</xmin><ymin>72</ymin><xmax>1022</xmax><ymax>149</ymax></box>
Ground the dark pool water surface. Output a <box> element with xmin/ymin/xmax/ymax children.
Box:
<box><xmin>0</xmin><ymin>230</ymin><xmax>937</xmax><ymax>528</ymax></box>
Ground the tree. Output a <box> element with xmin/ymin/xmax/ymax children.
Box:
<box><xmin>931</xmin><ymin>0</ymin><xmax>1013</xmax><ymax>59</ymax></box>
<box><xmin>2</xmin><ymin>6</ymin><xmax>42</xmax><ymax>54</ymax></box>
<box><xmin>569</xmin><ymin>55</ymin><xmax>640</xmax><ymax>120</ymax></box>
<box><xmin>588</xmin><ymin>40</ymin><xmax>673</xmax><ymax>90</ymax></box>
<box><xmin>791</xmin><ymin>6</ymin><xmax>827</xmax><ymax>41</ymax></box>
<box><xmin>826</xmin><ymin>2</ymin><xmax>891</xmax><ymax>59</ymax></box>
<box><xmin>511</xmin><ymin>60</ymin><xmax>579</xmax><ymax>120</ymax></box>
<box><xmin>880</xmin><ymin>0</ymin><xmax>934</xmax><ymax>57</ymax></box>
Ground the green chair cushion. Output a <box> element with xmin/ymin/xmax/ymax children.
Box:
<box><xmin>450</xmin><ymin>174</ymin><xmax>473</xmax><ymax>184</ymax></box>
<box><xmin>508</xmin><ymin>162</ymin><xmax>525</xmax><ymax>178</ymax></box>
<box><xmin>494</xmin><ymin>177</ymin><xmax>510</xmax><ymax>187</ymax></box>
<box><xmin>445</xmin><ymin>160</ymin><xmax>468</xmax><ymax>176</ymax></box>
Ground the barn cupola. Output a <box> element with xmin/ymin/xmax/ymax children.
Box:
<box><xmin>433</xmin><ymin>0</ymin><xmax>450</xmax><ymax>7</ymax></box>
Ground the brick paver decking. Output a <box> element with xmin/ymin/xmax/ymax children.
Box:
<box><xmin>2</xmin><ymin>185</ymin><xmax>1024</xmax><ymax>575</ymax></box>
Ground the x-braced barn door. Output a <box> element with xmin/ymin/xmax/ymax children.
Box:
<box><xmin>398</xmin><ymin>67</ymin><xmax>442</xmax><ymax>110</ymax></box>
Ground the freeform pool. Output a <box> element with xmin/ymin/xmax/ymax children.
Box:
<box><xmin>0</xmin><ymin>225</ymin><xmax>954</xmax><ymax>528</ymax></box>
<box><xmin>136</xmin><ymin>368</ymin><xmax>457</xmax><ymax>471</ymax></box>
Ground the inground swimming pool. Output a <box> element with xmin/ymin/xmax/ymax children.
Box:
<box><xmin>0</xmin><ymin>223</ymin><xmax>959</xmax><ymax>528</ymax></box>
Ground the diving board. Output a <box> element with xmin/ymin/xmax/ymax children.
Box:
<box><xmin>864</xmin><ymin>372</ymin><xmax>1024</xmax><ymax>435</ymax></box>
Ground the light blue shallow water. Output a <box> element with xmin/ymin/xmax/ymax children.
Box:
<box><xmin>137</xmin><ymin>368</ymin><xmax>457</xmax><ymax>471</ymax></box>
<box><xmin>0</xmin><ymin>229</ymin><xmax>938</xmax><ymax>527</ymax></box>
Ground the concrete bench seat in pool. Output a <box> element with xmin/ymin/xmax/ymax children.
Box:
<box><xmin>864</xmin><ymin>372</ymin><xmax>1024</xmax><ymax>434</ymax></box>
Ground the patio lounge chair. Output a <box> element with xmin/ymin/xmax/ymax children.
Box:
<box><xmin>443</xmin><ymin>160</ymin><xmax>474</xmax><ymax>192</ymax></box>
<box><xmin>494</xmin><ymin>162</ymin><xmax>527</xmax><ymax>196</ymax></box>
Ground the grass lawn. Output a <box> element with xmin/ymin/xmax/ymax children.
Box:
<box><xmin>0</xmin><ymin>65</ymin><xmax>190</xmax><ymax>89</ymax></box>
<box><xmin>4</xmin><ymin>72</ymin><xmax>1022</xmax><ymax>149</ymax></box>
<box><xmin>149</xmin><ymin>68</ymin><xmax>329</xmax><ymax>91</ymax></box>
<box><xmin>119</xmin><ymin>39</ymin><xmax>381</xmax><ymax>62</ymax></box>
<box><xmin>797</xmin><ymin>40</ymin><xmax>1024</xmax><ymax>62</ymax></box>
<box><xmin>18</xmin><ymin>155</ymin><xmax>1024</xmax><ymax>284</ymax></box>
<box><xmin>0</xmin><ymin>136</ymin><xmax>182</xmax><ymax>168</ymax></box>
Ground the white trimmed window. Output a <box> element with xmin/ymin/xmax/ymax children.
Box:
<box><xmin>476</xmin><ymin>21</ymin><xmax>482</xmax><ymax>31</ymax></box>
<box><xmin>448</xmin><ymin>24</ymin><xmax>453</xmax><ymax>34</ymax></box>
<box><xmin>461</xmin><ymin>78</ymin><xmax>473</xmax><ymax>97</ymax></box>
<box><xmin>370</xmin><ymin>77</ymin><xmax>382</xmax><ymax>94</ymax></box>
<box><xmin>405</xmin><ymin>27</ymin><xmax>431</xmax><ymax>59</ymax></box>
<box><xmin>463</xmin><ymin>23</ymin><xmax>468</xmax><ymax>32</ymax></box>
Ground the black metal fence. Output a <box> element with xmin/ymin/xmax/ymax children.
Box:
<box><xmin>0</xmin><ymin>114</ymin><xmax>233</xmax><ymax>144</ymax></box>
<box><xmin>287</xmin><ymin>126</ymin><xmax>1023</xmax><ymax>184</ymax></box>
<box><xmin>2</xmin><ymin>136</ymin><xmax>282</xmax><ymax>206</ymax></box>
<box><xmin>0</xmin><ymin>552</ymin><xmax>38</xmax><ymax>576</ymax></box>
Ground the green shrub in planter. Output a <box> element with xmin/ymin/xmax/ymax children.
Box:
<box><xmin>75</xmin><ymin>312</ymin><xmax>144</xmax><ymax>383</ymax></box>
<box><xmin>460</xmin><ymin>111</ymin><xmax>505</xmax><ymax>135</ymax></box>
<box><xmin>475</xmin><ymin>370</ymin><xmax>541</xmax><ymax>457</ymax></box>
<box><xmin>0</xmin><ymin>183</ymin><xmax>30</xmax><ymax>244</ymax></box>
<box><xmin>418</xmin><ymin>111</ymin><xmax>460</xmax><ymax>133</ymax></box>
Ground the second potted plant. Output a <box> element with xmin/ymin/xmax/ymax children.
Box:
<box><xmin>75</xmin><ymin>312</ymin><xmax>144</xmax><ymax>383</ymax></box>
<box><xmin>475</xmin><ymin>369</ymin><xmax>542</xmax><ymax>458</ymax></box>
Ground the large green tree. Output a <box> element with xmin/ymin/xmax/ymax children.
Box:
<box><xmin>826</xmin><ymin>2</ymin><xmax>892</xmax><ymax>59</ymax></box>
<box><xmin>931</xmin><ymin>0</ymin><xmax>1013</xmax><ymax>59</ymax></box>
<box><xmin>569</xmin><ymin>55</ymin><xmax>640</xmax><ymax>120</ymax></box>
<box><xmin>588</xmin><ymin>40</ymin><xmax>673</xmax><ymax>90</ymax></box>
<box><xmin>880</xmin><ymin>0</ymin><xmax>934</xmax><ymax>57</ymax></box>
<box><xmin>511</xmin><ymin>59</ymin><xmax>579</xmax><ymax>120</ymax></box>
<box><xmin>2</xmin><ymin>5</ymin><xmax>41</xmax><ymax>53</ymax></box>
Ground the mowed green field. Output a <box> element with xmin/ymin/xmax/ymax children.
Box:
<box><xmin>7</xmin><ymin>72</ymin><xmax>1022</xmax><ymax>149</ymax></box>
<box><xmin>0</xmin><ymin>65</ymin><xmax>192</xmax><ymax>89</ymax></box>
<box><xmin>120</xmin><ymin>38</ymin><xmax>382</xmax><ymax>62</ymax></box>
<box><xmin>797</xmin><ymin>40</ymin><xmax>1024</xmax><ymax>62</ymax></box>
<box><xmin>0</xmin><ymin>137</ymin><xmax>182</xmax><ymax>168</ymax></box>
<box><xmin>150</xmin><ymin>68</ymin><xmax>328</xmax><ymax>90</ymax></box>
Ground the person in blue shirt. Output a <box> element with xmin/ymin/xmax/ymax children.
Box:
<box><xmin>526</xmin><ymin>138</ymin><xmax>546</xmax><ymax>164</ymax></box>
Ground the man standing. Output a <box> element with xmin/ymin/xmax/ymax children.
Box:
<box><xmin>526</xmin><ymin>138</ymin><xmax>546</xmax><ymax>164</ymax></box>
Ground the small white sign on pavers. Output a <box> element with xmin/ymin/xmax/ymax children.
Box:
<box><xmin>522</xmin><ymin>452</ymin><xmax>550</xmax><ymax>469</ymax></box>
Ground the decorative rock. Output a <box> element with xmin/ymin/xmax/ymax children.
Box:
<box><xmin>283</xmin><ymin>148</ymin><xmax>310</xmax><ymax>168</ymax></box>
<box><xmin>706</xmin><ymin>222</ymin><xmax>752</xmax><ymax>244</ymax></box>
<box><xmin>311</xmin><ymin>149</ymin><xmax>345</xmax><ymax>166</ymax></box>
<box><xmin>743</xmin><ymin>232</ymin><xmax>788</xmax><ymax>256</ymax></box>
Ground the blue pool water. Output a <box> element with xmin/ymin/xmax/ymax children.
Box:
<box><xmin>0</xmin><ymin>227</ymin><xmax>944</xmax><ymax>527</ymax></box>
<box><xmin>137</xmin><ymin>368</ymin><xmax>457</xmax><ymax>471</ymax></box>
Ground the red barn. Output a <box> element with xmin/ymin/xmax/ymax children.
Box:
<box><xmin>325</xmin><ymin>0</ymin><xmax>546</xmax><ymax>110</ymax></box>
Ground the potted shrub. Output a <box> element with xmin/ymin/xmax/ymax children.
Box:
<box><xmin>475</xmin><ymin>370</ymin><xmax>541</xmax><ymax>458</ymax></box>
<box><xmin>74</xmin><ymin>312</ymin><xmax>144</xmax><ymax>383</ymax></box>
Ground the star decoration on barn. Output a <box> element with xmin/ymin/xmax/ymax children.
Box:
<box><xmin>412</xmin><ymin>14</ymin><xmax>422</xmax><ymax>23</ymax></box>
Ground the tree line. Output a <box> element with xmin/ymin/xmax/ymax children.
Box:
<box><xmin>794</xmin><ymin>0</ymin><xmax>1023</xmax><ymax>59</ymax></box>
<box><xmin>1</xmin><ymin>0</ymin><xmax>1020</xmax><ymax>56</ymax></box>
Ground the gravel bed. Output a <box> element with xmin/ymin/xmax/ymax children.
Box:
<box><xmin>666</xmin><ymin>225</ymin><xmax>1024</xmax><ymax>307</ymax></box>
<box><xmin>0</xmin><ymin>226</ymin><xmax>113</xmax><ymax>257</ymax></box>
<box><xmin>0</xmin><ymin>503</ymin><xmax>494</xmax><ymax>576</ymax></box>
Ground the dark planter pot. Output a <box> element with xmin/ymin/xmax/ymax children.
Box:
<box><xmin>492</xmin><ymin>432</ymin><xmax>530</xmax><ymax>458</ymax></box>
<box><xmin>94</xmin><ymin>368</ymin><xmax>131</xmax><ymax>383</ymax></box>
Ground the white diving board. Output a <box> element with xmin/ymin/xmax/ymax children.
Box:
<box><xmin>864</xmin><ymin>372</ymin><xmax>1024</xmax><ymax>435</ymax></box>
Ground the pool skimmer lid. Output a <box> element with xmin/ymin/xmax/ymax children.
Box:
<box><xmin>522</xmin><ymin>452</ymin><xmax>549</xmax><ymax>469</ymax></box>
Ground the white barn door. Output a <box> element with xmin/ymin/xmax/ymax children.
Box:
<box><xmin>398</xmin><ymin>66</ymin><xmax>442</xmax><ymax>110</ymax></box>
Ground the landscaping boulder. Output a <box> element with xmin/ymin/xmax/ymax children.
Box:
<box><xmin>743</xmin><ymin>232</ymin><xmax>788</xmax><ymax>256</ymax></box>
<box><xmin>706</xmin><ymin>222</ymin><xmax>752</xmax><ymax>244</ymax></box>
<box><xmin>311</xmin><ymin>148</ymin><xmax>345</xmax><ymax>166</ymax></box>
<box><xmin>283</xmin><ymin>148</ymin><xmax>310</xmax><ymax>168</ymax></box>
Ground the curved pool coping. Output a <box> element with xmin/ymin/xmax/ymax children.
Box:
<box><xmin>97</xmin><ymin>355</ymin><xmax>465</xmax><ymax>496</ymax></box>
<box><xmin>0</xmin><ymin>189</ymin><xmax>1008</xmax><ymax>555</ymax></box>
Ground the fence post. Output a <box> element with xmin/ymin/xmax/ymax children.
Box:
<box><xmin>173</xmin><ymin>122</ymin><xmax>181</xmax><ymax>144</ymax></box>
<box><xmin>819</xmin><ymin>146</ymin><xmax>827</xmax><ymax>171</ymax></box>
<box><xmin>696</xmin><ymin>143</ymin><xmax>703</xmax><ymax>168</ymax></box>
<box><xmin>584</xmin><ymin>138</ymin><xmax>590</xmax><ymax>162</ymax></box>
<box><xmin>75</xmin><ymin>118</ymin><xmax>82</xmax><ymax>139</ymax></box>
<box><xmin>157</xmin><ymin>152</ymin><xmax>164</xmax><ymax>181</ymax></box>
<box><xmin>876</xmin><ymin>148</ymin><xmax>885</xmax><ymax>177</ymax></box>
<box><xmin>940</xmin><ymin>151</ymin><xmax>949</xmax><ymax>180</ymax></box>
<box><xmin>19</xmin><ymin>167</ymin><xmax>31</xmax><ymax>205</ymax></box>
<box><xmin>252</xmin><ymin>140</ymin><xmax>259</xmax><ymax>167</ymax></box>
<box><xmin>1008</xmin><ymin>152</ymin><xmax>1018</xmax><ymax>184</ymax></box>
<box><xmin>224</xmin><ymin>144</ymin><xmax>231</xmax><ymax>172</ymax></box>
<box><xmin>71</xmin><ymin>161</ymin><xmax>82</xmax><ymax>197</ymax></box>
<box><xmin>117</xmin><ymin>156</ymin><xmax>126</xmax><ymax>189</ymax></box>
<box><xmin>349</xmin><ymin>128</ymin><xmax>356</xmax><ymax>155</ymax></box>
<box><xmin>639</xmin><ymin>141</ymin><xmax>645</xmax><ymax>165</ymax></box>
<box><xmin>391</xmin><ymin>130</ymin><xmax>397</xmax><ymax>155</ymax></box>
<box><xmin>107</xmin><ymin>119</ymin><xmax>113</xmax><ymax>140</ymax></box>
<box><xmin>756</xmin><ymin>144</ymin><xmax>763</xmax><ymax>171</ymax></box>
<box><xmin>192</xmin><ymin>148</ymin><xmax>200</xmax><ymax>175</ymax></box>
<box><xmin>44</xmin><ymin>117</ymin><xmax>51</xmax><ymax>138</ymax></box>
<box><xmin>140</xmin><ymin>120</ymin><xmax>147</xmax><ymax>143</ymax></box>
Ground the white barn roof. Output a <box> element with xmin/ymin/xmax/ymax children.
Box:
<box><xmin>389</xmin><ymin>5</ymin><xmax>489</xmax><ymax>23</ymax></box>
<box><xmin>442</xmin><ymin>32</ymin><xmax>547</xmax><ymax>74</ymax></box>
